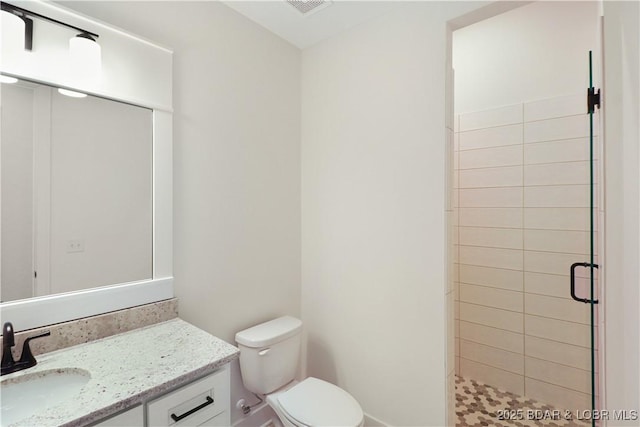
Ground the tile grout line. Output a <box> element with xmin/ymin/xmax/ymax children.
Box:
<box><xmin>459</xmin><ymin>317</ymin><xmax>597</xmax><ymax>340</ymax></box>
<box><xmin>458</xmin><ymin>109</ymin><xmax>588</xmax><ymax>133</ymax></box>
<box><xmin>460</xmin><ymin>298</ymin><xmax>597</xmax><ymax>325</ymax></box>
<box><xmin>521</xmin><ymin>102</ymin><xmax>527</xmax><ymax>396</ymax></box>
<box><xmin>459</xmin><ymin>158</ymin><xmax>598</xmax><ymax>173</ymax></box>
<box><xmin>459</xmin><ymin>353</ymin><xmax>595</xmax><ymax>390</ymax></box>
<box><xmin>459</xmin><ymin>320</ymin><xmax>598</xmax><ymax>351</ymax></box>
<box><xmin>454</xmin><ymin>113</ymin><xmax>461</xmax><ymax>377</ymax></box>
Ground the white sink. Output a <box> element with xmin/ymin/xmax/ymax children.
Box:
<box><xmin>1</xmin><ymin>368</ymin><xmax>91</xmax><ymax>426</ymax></box>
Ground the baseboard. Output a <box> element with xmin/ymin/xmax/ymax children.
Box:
<box><xmin>232</xmin><ymin>404</ymin><xmax>388</xmax><ymax>427</ymax></box>
<box><xmin>364</xmin><ymin>412</ymin><xmax>391</xmax><ymax>427</ymax></box>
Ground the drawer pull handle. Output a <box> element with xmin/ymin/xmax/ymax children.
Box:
<box><xmin>170</xmin><ymin>396</ymin><xmax>214</xmax><ymax>422</ymax></box>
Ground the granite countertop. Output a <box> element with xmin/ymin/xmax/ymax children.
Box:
<box><xmin>2</xmin><ymin>318</ymin><xmax>239</xmax><ymax>427</ymax></box>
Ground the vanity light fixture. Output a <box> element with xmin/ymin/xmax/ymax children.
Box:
<box><xmin>0</xmin><ymin>2</ymin><xmax>101</xmax><ymax>76</ymax></box>
<box><xmin>58</xmin><ymin>88</ymin><xmax>87</xmax><ymax>98</ymax></box>
<box><xmin>0</xmin><ymin>7</ymin><xmax>28</xmax><ymax>56</ymax></box>
<box><xmin>69</xmin><ymin>33</ymin><xmax>101</xmax><ymax>79</ymax></box>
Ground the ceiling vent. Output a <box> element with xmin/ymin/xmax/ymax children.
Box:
<box><xmin>286</xmin><ymin>0</ymin><xmax>332</xmax><ymax>16</ymax></box>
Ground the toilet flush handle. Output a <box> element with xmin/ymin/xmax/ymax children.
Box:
<box><xmin>258</xmin><ymin>348</ymin><xmax>270</xmax><ymax>356</ymax></box>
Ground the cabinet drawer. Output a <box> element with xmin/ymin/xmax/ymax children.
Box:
<box><xmin>147</xmin><ymin>368</ymin><xmax>230</xmax><ymax>427</ymax></box>
<box><xmin>93</xmin><ymin>405</ymin><xmax>144</xmax><ymax>426</ymax></box>
<box><xmin>195</xmin><ymin>410</ymin><xmax>231</xmax><ymax>427</ymax></box>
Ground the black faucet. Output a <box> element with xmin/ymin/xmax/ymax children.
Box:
<box><xmin>1</xmin><ymin>322</ymin><xmax>51</xmax><ymax>376</ymax></box>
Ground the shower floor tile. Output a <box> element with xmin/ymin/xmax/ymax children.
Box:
<box><xmin>455</xmin><ymin>376</ymin><xmax>590</xmax><ymax>427</ymax></box>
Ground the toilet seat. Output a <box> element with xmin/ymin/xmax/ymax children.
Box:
<box><xmin>277</xmin><ymin>377</ymin><xmax>363</xmax><ymax>427</ymax></box>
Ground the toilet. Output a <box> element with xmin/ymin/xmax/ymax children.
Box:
<box><xmin>235</xmin><ymin>316</ymin><xmax>364</xmax><ymax>427</ymax></box>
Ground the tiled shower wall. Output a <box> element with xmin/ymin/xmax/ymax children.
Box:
<box><xmin>453</xmin><ymin>94</ymin><xmax>599</xmax><ymax>412</ymax></box>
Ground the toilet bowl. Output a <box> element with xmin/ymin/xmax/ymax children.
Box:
<box><xmin>235</xmin><ymin>316</ymin><xmax>364</xmax><ymax>427</ymax></box>
<box><xmin>267</xmin><ymin>378</ymin><xmax>363</xmax><ymax>427</ymax></box>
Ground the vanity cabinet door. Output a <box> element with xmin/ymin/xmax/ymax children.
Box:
<box><xmin>93</xmin><ymin>405</ymin><xmax>144</xmax><ymax>426</ymax></box>
<box><xmin>147</xmin><ymin>368</ymin><xmax>230</xmax><ymax>427</ymax></box>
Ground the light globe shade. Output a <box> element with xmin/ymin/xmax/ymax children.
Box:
<box><xmin>58</xmin><ymin>88</ymin><xmax>87</xmax><ymax>98</ymax></box>
<box><xmin>1</xmin><ymin>11</ymin><xmax>25</xmax><ymax>60</ymax></box>
<box><xmin>69</xmin><ymin>34</ymin><xmax>101</xmax><ymax>82</ymax></box>
<box><xmin>0</xmin><ymin>75</ymin><xmax>18</xmax><ymax>84</ymax></box>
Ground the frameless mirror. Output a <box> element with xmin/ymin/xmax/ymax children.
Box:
<box><xmin>1</xmin><ymin>79</ymin><xmax>153</xmax><ymax>303</ymax></box>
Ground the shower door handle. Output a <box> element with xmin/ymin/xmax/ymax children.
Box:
<box><xmin>570</xmin><ymin>262</ymin><xmax>599</xmax><ymax>304</ymax></box>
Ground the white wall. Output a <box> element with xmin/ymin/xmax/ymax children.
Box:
<box><xmin>169</xmin><ymin>4</ymin><xmax>301</xmax><ymax>421</ymax></box>
<box><xmin>301</xmin><ymin>3</ymin><xmax>486</xmax><ymax>425</ymax></box>
<box><xmin>453</xmin><ymin>1</ymin><xmax>598</xmax><ymax>114</ymax></box>
<box><xmin>57</xmin><ymin>1</ymin><xmax>302</xmax><ymax>423</ymax></box>
<box><xmin>603</xmin><ymin>1</ymin><xmax>640</xmax><ymax>425</ymax></box>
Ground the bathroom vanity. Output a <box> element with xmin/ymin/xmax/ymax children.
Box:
<box><xmin>1</xmin><ymin>319</ymin><xmax>239</xmax><ymax>427</ymax></box>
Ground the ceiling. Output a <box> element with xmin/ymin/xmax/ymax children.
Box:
<box><xmin>54</xmin><ymin>1</ymin><xmax>403</xmax><ymax>51</ymax></box>
<box><xmin>222</xmin><ymin>1</ymin><xmax>402</xmax><ymax>49</ymax></box>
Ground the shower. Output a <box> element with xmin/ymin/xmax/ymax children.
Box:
<box><xmin>449</xmin><ymin>2</ymin><xmax>602</xmax><ymax>426</ymax></box>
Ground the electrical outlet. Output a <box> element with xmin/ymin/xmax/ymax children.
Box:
<box><xmin>66</xmin><ymin>239</ymin><xmax>85</xmax><ymax>253</ymax></box>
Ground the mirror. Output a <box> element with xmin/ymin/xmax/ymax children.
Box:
<box><xmin>1</xmin><ymin>79</ymin><xmax>153</xmax><ymax>303</ymax></box>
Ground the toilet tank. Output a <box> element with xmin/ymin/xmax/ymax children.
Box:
<box><xmin>235</xmin><ymin>316</ymin><xmax>302</xmax><ymax>395</ymax></box>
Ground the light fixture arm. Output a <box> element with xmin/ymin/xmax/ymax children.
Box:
<box><xmin>1</xmin><ymin>1</ymin><xmax>99</xmax><ymax>51</ymax></box>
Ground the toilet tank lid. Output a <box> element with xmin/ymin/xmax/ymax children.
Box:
<box><xmin>235</xmin><ymin>316</ymin><xmax>302</xmax><ymax>348</ymax></box>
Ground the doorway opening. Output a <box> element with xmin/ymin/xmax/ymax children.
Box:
<box><xmin>446</xmin><ymin>2</ymin><xmax>603</xmax><ymax>425</ymax></box>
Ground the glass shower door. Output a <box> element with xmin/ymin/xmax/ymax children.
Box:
<box><xmin>568</xmin><ymin>50</ymin><xmax>600</xmax><ymax>427</ymax></box>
